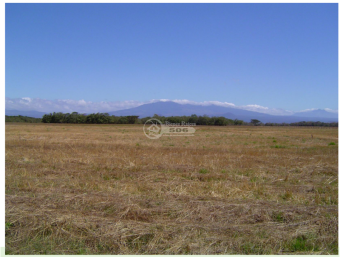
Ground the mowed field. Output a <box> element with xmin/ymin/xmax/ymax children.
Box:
<box><xmin>5</xmin><ymin>123</ymin><xmax>338</xmax><ymax>254</ymax></box>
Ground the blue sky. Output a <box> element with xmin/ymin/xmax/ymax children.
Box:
<box><xmin>5</xmin><ymin>3</ymin><xmax>338</xmax><ymax>113</ymax></box>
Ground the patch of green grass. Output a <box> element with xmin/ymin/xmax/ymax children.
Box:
<box><xmin>199</xmin><ymin>169</ymin><xmax>209</xmax><ymax>174</ymax></box>
<box><xmin>7</xmin><ymin>234</ymin><xmax>96</xmax><ymax>255</ymax></box>
<box><xmin>321</xmin><ymin>195</ymin><xmax>338</xmax><ymax>205</ymax></box>
<box><xmin>272</xmin><ymin>211</ymin><xmax>284</xmax><ymax>222</ymax></box>
<box><xmin>328</xmin><ymin>142</ymin><xmax>336</xmax><ymax>146</ymax></box>
<box><xmin>6</xmin><ymin>222</ymin><xmax>14</xmax><ymax>230</ymax></box>
<box><xmin>241</xmin><ymin>242</ymin><xmax>266</xmax><ymax>254</ymax></box>
<box><xmin>77</xmin><ymin>248</ymin><xmax>88</xmax><ymax>254</ymax></box>
<box><xmin>271</xmin><ymin>145</ymin><xmax>287</xmax><ymax>149</ymax></box>
<box><xmin>286</xmin><ymin>235</ymin><xmax>319</xmax><ymax>252</ymax></box>
<box><xmin>244</xmin><ymin>169</ymin><xmax>254</xmax><ymax>177</ymax></box>
<box><xmin>327</xmin><ymin>240</ymin><xmax>339</xmax><ymax>254</ymax></box>
<box><xmin>250</xmin><ymin>177</ymin><xmax>257</xmax><ymax>183</ymax></box>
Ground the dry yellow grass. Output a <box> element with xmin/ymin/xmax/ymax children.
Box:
<box><xmin>5</xmin><ymin>123</ymin><xmax>338</xmax><ymax>254</ymax></box>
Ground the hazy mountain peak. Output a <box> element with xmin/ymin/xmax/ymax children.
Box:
<box><xmin>109</xmin><ymin>101</ymin><xmax>338</xmax><ymax>123</ymax></box>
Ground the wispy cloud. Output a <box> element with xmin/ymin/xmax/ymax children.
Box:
<box><xmin>239</xmin><ymin>105</ymin><xmax>295</xmax><ymax>115</ymax></box>
<box><xmin>5</xmin><ymin>97</ymin><xmax>144</xmax><ymax>114</ymax></box>
<box><xmin>296</xmin><ymin>108</ymin><xmax>338</xmax><ymax>114</ymax></box>
<box><xmin>324</xmin><ymin>108</ymin><xmax>338</xmax><ymax>113</ymax></box>
<box><xmin>296</xmin><ymin>108</ymin><xmax>319</xmax><ymax>113</ymax></box>
<box><xmin>158</xmin><ymin>99</ymin><xmax>236</xmax><ymax>108</ymax></box>
<box><xmin>5</xmin><ymin>97</ymin><xmax>338</xmax><ymax>116</ymax></box>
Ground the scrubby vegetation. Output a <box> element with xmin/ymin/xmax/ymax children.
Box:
<box><xmin>5</xmin><ymin>113</ymin><xmax>338</xmax><ymax>127</ymax></box>
<box><xmin>5</xmin><ymin>115</ymin><xmax>41</xmax><ymax>123</ymax></box>
<box><xmin>41</xmin><ymin>112</ymin><xmax>237</xmax><ymax>125</ymax></box>
<box><xmin>39</xmin><ymin>112</ymin><xmax>338</xmax><ymax>127</ymax></box>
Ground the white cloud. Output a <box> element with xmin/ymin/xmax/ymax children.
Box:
<box><xmin>297</xmin><ymin>108</ymin><xmax>318</xmax><ymax>113</ymax></box>
<box><xmin>244</xmin><ymin>104</ymin><xmax>268</xmax><ymax>110</ymax></box>
<box><xmin>5</xmin><ymin>97</ymin><xmax>144</xmax><ymax>113</ymax></box>
<box><xmin>296</xmin><ymin>108</ymin><xmax>338</xmax><ymax>114</ymax></box>
<box><xmin>156</xmin><ymin>99</ymin><xmax>236</xmax><ymax>108</ymax></box>
<box><xmin>21</xmin><ymin>97</ymin><xmax>31</xmax><ymax>102</ymax></box>
<box><xmin>238</xmin><ymin>104</ymin><xmax>294</xmax><ymax>115</ymax></box>
<box><xmin>5</xmin><ymin>97</ymin><xmax>335</xmax><ymax>116</ymax></box>
<box><xmin>324</xmin><ymin>108</ymin><xmax>338</xmax><ymax>113</ymax></box>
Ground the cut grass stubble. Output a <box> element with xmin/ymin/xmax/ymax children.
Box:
<box><xmin>5</xmin><ymin>123</ymin><xmax>338</xmax><ymax>254</ymax></box>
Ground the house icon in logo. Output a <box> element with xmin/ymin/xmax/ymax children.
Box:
<box><xmin>143</xmin><ymin>118</ymin><xmax>163</xmax><ymax>139</ymax></box>
<box><xmin>147</xmin><ymin>124</ymin><xmax>161</xmax><ymax>134</ymax></box>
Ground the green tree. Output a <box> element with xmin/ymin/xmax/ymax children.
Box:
<box><xmin>197</xmin><ymin>115</ymin><xmax>209</xmax><ymax>125</ymax></box>
<box><xmin>126</xmin><ymin>116</ymin><xmax>139</xmax><ymax>124</ymax></box>
<box><xmin>42</xmin><ymin>114</ymin><xmax>52</xmax><ymax>123</ymax></box>
<box><xmin>188</xmin><ymin>114</ymin><xmax>198</xmax><ymax>124</ymax></box>
<box><xmin>250</xmin><ymin>119</ymin><xmax>261</xmax><ymax>126</ymax></box>
<box><xmin>234</xmin><ymin>119</ymin><xmax>244</xmax><ymax>125</ymax></box>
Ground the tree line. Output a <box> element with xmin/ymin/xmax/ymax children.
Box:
<box><xmin>41</xmin><ymin>112</ymin><xmax>140</xmax><ymax>124</ymax></box>
<box><xmin>40</xmin><ymin>112</ymin><xmax>239</xmax><ymax>126</ymax></box>
<box><xmin>5</xmin><ymin>115</ymin><xmax>41</xmax><ymax>123</ymax></box>
<box><xmin>5</xmin><ymin>112</ymin><xmax>338</xmax><ymax>127</ymax></box>
<box><xmin>39</xmin><ymin>112</ymin><xmax>337</xmax><ymax>127</ymax></box>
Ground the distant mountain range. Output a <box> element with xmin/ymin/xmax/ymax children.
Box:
<box><xmin>6</xmin><ymin>101</ymin><xmax>338</xmax><ymax>123</ymax></box>
<box><xmin>292</xmin><ymin>109</ymin><xmax>338</xmax><ymax>119</ymax></box>
<box><xmin>108</xmin><ymin>102</ymin><xmax>338</xmax><ymax>123</ymax></box>
<box><xmin>5</xmin><ymin>110</ymin><xmax>47</xmax><ymax>118</ymax></box>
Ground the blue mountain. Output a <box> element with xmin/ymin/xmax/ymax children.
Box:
<box><xmin>109</xmin><ymin>102</ymin><xmax>338</xmax><ymax>123</ymax></box>
<box><xmin>5</xmin><ymin>109</ymin><xmax>47</xmax><ymax>118</ymax></box>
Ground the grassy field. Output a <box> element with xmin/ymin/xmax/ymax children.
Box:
<box><xmin>5</xmin><ymin>123</ymin><xmax>338</xmax><ymax>254</ymax></box>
